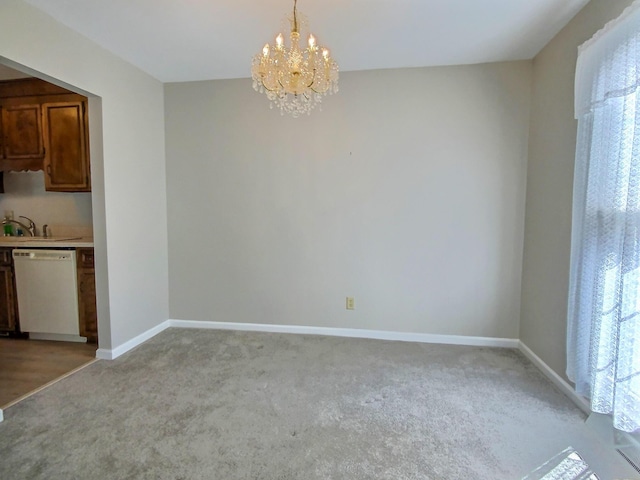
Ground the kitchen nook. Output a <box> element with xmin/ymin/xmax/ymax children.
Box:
<box><xmin>0</xmin><ymin>67</ymin><xmax>97</xmax><ymax>408</ymax></box>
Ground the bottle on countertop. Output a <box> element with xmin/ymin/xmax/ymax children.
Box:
<box><xmin>3</xmin><ymin>211</ymin><xmax>13</xmax><ymax>236</ymax></box>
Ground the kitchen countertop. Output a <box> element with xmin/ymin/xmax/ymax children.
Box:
<box><xmin>0</xmin><ymin>237</ymin><xmax>94</xmax><ymax>248</ymax></box>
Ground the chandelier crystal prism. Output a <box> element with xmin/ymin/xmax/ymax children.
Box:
<box><xmin>251</xmin><ymin>0</ymin><xmax>339</xmax><ymax>117</ymax></box>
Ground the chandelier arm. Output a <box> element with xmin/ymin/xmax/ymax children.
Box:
<box><xmin>308</xmin><ymin>83</ymin><xmax>322</xmax><ymax>94</ymax></box>
<box><xmin>260</xmin><ymin>81</ymin><xmax>277</xmax><ymax>93</ymax></box>
<box><xmin>307</xmin><ymin>69</ymin><xmax>318</xmax><ymax>91</ymax></box>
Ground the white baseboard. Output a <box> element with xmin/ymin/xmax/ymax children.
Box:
<box><xmin>519</xmin><ymin>341</ymin><xmax>590</xmax><ymax>413</ymax></box>
<box><xmin>93</xmin><ymin>318</ymin><xmax>520</xmax><ymax>361</ymax></box>
<box><xmin>169</xmin><ymin>319</ymin><xmax>520</xmax><ymax>348</ymax></box>
<box><xmin>96</xmin><ymin>320</ymin><xmax>171</xmax><ymax>360</ymax></box>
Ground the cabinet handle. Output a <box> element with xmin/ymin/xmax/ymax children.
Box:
<box><xmin>46</xmin><ymin>164</ymin><xmax>51</xmax><ymax>176</ymax></box>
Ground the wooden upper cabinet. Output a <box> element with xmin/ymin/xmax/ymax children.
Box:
<box><xmin>0</xmin><ymin>79</ymin><xmax>92</xmax><ymax>192</ymax></box>
<box><xmin>42</xmin><ymin>101</ymin><xmax>91</xmax><ymax>192</ymax></box>
<box><xmin>0</xmin><ymin>104</ymin><xmax>44</xmax><ymax>171</ymax></box>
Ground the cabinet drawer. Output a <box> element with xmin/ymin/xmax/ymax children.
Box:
<box><xmin>76</xmin><ymin>248</ymin><xmax>94</xmax><ymax>268</ymax></box>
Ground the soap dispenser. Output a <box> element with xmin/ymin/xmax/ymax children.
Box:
<box><xmin>2</xmin><ymin>215</ymin><xmax>12</xmax><ymax>236</ymax></box>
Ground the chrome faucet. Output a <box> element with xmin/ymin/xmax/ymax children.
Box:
<box><xmin>19</xmin><ymin>216</ymin><xmax>37</xmax><ymax>237</ymax></box>
<box><xmin>2</xmin><ymin>216</ymin><xmax>36</xmax><ymax>236</ymax></box>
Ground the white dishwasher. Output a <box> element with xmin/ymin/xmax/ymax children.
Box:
<box><xmin>12</xmin><ymin>249</ymin><xmax>84</xmax><ymax>342</ymax></box>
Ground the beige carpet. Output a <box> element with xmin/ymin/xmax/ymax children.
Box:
<box><xmin>0</xmin><ymin>329</ymin><xmax>635</xmax><ymax>479</ymax></box>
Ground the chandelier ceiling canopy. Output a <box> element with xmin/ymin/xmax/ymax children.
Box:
<box><xmin>251</xmin><ymin>0</ymin><xmax>339</xmax><ymax>117</ymax></box>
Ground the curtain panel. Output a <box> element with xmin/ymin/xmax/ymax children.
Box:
<box><xmin>568</xmin><ymin>1</ymin><xmax>640</xmax><ymax>433</ymax></box>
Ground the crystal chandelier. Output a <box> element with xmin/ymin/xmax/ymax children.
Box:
<box><xmin>251</xmin><ymin>0</ymin><xmax>339</xmax><ymax>117</ymax></box>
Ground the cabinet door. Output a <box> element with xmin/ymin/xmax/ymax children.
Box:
<box><xmin>0</xmin><ymin>106</ymin><xmax>4</xmax><ymax>158</ymax></box>
<box><xmin>0</xmin><ymin>265</ymin><xmax>17</xmax><ymax>333</ymax></box>
<box><xmin>76</xmin><ymin>248</ymin><xmax>97</xmax><ymax>342</ymax></box>
<box><xmin>42</xmin><ymin>101</ymin><xmax>91</xmax><ymax>192</ymax></box>
<box><xmin>78</xmin><ymin>269</ymin><xmax>97</xmax><ymax>341</ymax></box>
<box><xmin>0</xmin><ymin>248</ymin><xmax>11</xmax><ymax>266</ymax></box>
<box><xmin>0</xmin><ymin>104</ymin><xmax>44</xmax><ymax>170</ymax></box>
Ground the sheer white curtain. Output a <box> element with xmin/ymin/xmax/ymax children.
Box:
<box><xmin>567</xmin><ymin>1</ymin><xmax>640</xmax><ymax>433</ymax></box>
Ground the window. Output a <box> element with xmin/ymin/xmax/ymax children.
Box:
<box><xmin>567</xmin><ymin>2</ymin><xmax>640</xmax><ymax>433</ymax></box>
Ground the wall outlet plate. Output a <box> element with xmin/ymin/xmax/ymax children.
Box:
<box><xmin>346</xmin><ymin>297</ymin><xmax>355</xmax><ymax>310</ymax></box>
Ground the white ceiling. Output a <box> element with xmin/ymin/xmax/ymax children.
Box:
<box><xmin>22</xmin><ymin>0</ymin><xmax>590</xmax><ymax>83</ymax></box>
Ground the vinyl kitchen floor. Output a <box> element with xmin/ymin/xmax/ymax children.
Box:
<box><xmin>0</xmin><ymin>338</ymin><xmax>96</xmax><ymax>409</ymax></box>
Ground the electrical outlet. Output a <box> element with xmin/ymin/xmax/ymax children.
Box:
<box><xmin>346</xmin><ymin>297</ymin><xmax>355</xmax><ymax>310</ymax></box>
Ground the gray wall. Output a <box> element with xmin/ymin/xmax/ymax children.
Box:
<box><xmin>520</xmin><ymin>0</ymin><xmax>635</xmax><ymax>379</ymax></box>
<box><xmin>0</xmin><ymin>0</ymin><xmax>170</xmax><ymax>350</ymax></box>
<box><xmin>165</xmin><ymin>62</ymin><xmax>532</xmax><ymax>338</ymax></box>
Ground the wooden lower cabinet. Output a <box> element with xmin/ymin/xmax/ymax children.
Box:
<box><xmin>0</xmin><ymin>248</ymin><xmax>19</xmax><ymax>334</ymax></box>
<box><xmin>76</xmin><ymin>248</ymin><xmax>97</xmax><ymax>343</ymax></box>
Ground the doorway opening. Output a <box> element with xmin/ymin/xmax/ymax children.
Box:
<box><xmin>0</xmin><ymin>61</ymin><xmax>107</xmax><ymax>409</ymax></box>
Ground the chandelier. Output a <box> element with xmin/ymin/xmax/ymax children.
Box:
<box><xmin>251</xmin><ymin>0</ymin><xmax>339</xmax><ymax>117</ymax></box>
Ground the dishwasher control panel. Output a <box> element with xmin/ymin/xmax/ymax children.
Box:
<box><xmin>13</xmin><ymin>250</ymin><xmax>74</xmax><ymax>261</ymax></box>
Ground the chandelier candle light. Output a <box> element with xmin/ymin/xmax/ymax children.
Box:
<box><xmin>251</xmin><ymin>0</ymin><xmax>339</xmax><ymax>117</ymax></box>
